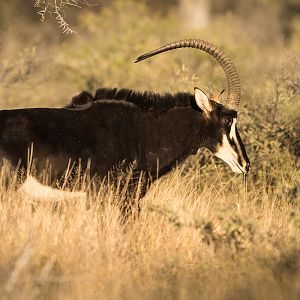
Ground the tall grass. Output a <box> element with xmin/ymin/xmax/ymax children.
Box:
<box><xmin>0</xmin><ymin>1</ymin><xmax>299</xmax><ymax>299</ymax></box>
<box><xmin>0</xmin><ymin>155</ymin><xmax>299</xmax><ymax>299</ymax></box>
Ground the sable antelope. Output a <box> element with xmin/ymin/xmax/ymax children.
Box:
<box><xmin>0</xmin><ymin>39</ymin><xmax>250</xmax><ymax>202</ymax></box>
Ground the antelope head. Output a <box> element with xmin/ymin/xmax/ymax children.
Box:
<box><xmin>135</xmin><ymin>39</ymin><xmax>250</xmax><ymax>174</ymax></box>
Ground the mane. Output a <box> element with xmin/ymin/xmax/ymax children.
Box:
<box><xmin>66</xmin><ymin>88</ymin><xmax>199</xmax><ymax>111</ymax></box>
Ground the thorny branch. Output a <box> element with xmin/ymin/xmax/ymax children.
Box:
<box><xmin>33</xmin><ymin>0</ymin><xmax>93</xmax><ymax>34</ymax></box>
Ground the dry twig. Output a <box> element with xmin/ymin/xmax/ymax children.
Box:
<box><xmin>33</xmin><ymin>0</ymin><xmax>93</xmax><ymax>34</ymax></box>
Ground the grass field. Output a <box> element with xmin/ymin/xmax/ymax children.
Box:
<box><xmin>0</xmin><ymin>1</ymin><xmax>299</xmax><ymax>299</ymax></box>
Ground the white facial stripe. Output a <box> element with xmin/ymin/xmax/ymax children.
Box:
<box><xmin>229</xmin><ymin>118</ymin><xmax>237</xmax><ymax>140</ymax></box>
<box><xmin>215</xmin><ymin>118</ymin><xmax>249</xmax><ymax>173</ymax></box>
<box><xmin>229</xmin><ymin>118</ymin><xmax>246</xmax><ymax>168</ymax></box>
<box><xmin>215</xmin><ymin>134</ymin><xmax>243</xmax><ymax>173</ymax></box>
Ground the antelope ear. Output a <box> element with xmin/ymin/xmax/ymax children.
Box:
<box><xmin>211</xmin><ymin>89</ymin><xmax>226</xmax><ymax>102</ymax></box>
<box><xmin>194</xmin><ymin>87</ymin><xmax>212</xmax><ymax>113</ymax></box>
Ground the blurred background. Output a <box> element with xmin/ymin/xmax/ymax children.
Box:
<box><xmin>0</xmin><ymin>0</ymin><xmax>299</xmax><ymax>195</ymax></box>
<box><xmin>0</xmin><ymin>0</ymin><xmax>299</xmax><ymax>106</ymax></box>
<box><xmin>1</xmin><ymin>3</ymin><xmax>300</xmax><ymax>298</ymax></box>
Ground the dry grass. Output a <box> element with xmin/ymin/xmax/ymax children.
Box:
<box><xmin>0</xmin><ymin>158</ymin><xmax>299</xmax><ymax>300</ymax></box>
<box><xmin>0</xmin><ymin>1</ymin><xmax>299</xmax><ymax>299</ymax></box>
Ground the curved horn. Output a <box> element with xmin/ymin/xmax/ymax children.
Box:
<box><xmin>135</xmin><ymin>39</ymin><xmax>241</xmax><ymax>111</ymax></box>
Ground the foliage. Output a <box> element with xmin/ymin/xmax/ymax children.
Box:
<box><xmin>0</xmin><ymin>0</ymin><xmax>299</xmax><ymax>298</ymax></box>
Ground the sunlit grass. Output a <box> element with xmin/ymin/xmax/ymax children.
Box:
<box><xmin>0</xmin><ymin>1</ymin><xmax>299</xmax><ymax>298</ymax></box>
<box><xmin>0</xmin><ymin>154</ymin><xmax>299</xmax><ymax>299</ymax></box>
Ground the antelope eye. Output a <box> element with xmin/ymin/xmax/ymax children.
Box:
<box><xmin>223</xmin><ymin>116</ymin><xmax>233</xmax><ymax>127</ymax></box>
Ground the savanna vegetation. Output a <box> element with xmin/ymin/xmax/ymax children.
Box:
<box><xmin>0</xmin><ymin>0</ymin><xmax>299</xmax><ymax>299</ymax></box>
